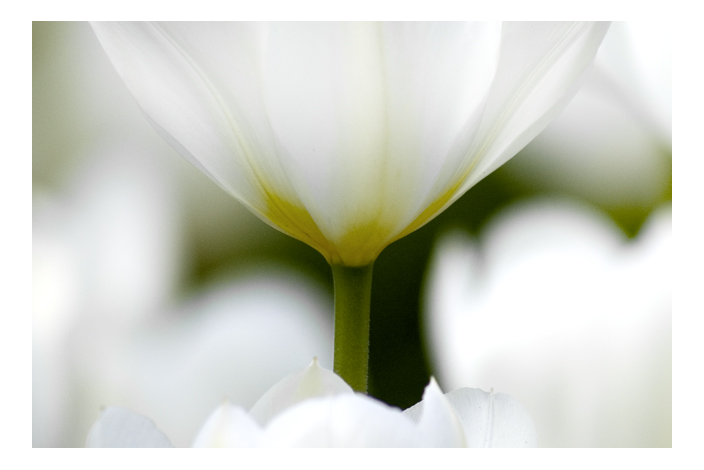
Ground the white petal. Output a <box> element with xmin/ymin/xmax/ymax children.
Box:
<box><xmin>192</xmin><ymin>402</ymin><xmax>263</xmax><ymax>447</ymax></box>
<box><xmin>402</xmin><ymin>378</ymin><xmax>466</xmax><ymax>447</ymax></box>
<box><xmin>450</xmin><ymin>22</ymin><xmax>611</xmax><ymax>205</ymax></box>
<box><xmin>264</xmin><ymin>394</ymin><xmax>419</xmax><ymax>447</ymax></box>
<box><xmin>90</xmin><ymin>22</ymin><xmax>298</xmax><ymax>224</ymax></box>
<box><xmin>85</xmin><ymin>406</ymin><xmax>172</xmax><ymax>448</ymax></box>
<box><xmin>263</xmin><ymin>23</ymin><xmax>502</xmax><ymax>247</ymax></box>
<box><xmin>92</xmin><ymin>22</ymin><xmax>608</xmax><ymax>266</ymax></box>
<box><xmin>444</xmin><ymin>388</ymin><xmax>537</xmax><ymax>447</ymax></box>
<box><xmin>249</xmin><ymin>358</ymin><xmax>353</xmax><ymax>425</ymax></box>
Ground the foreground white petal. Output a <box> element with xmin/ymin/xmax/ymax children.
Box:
<box><xmin>249</xmin><ymin>358</ymin><xmax>353</xmax><ymax>425</ymax></box>
<box><xmin>444</xmin><ymin>388</ymin><xmax>537</xmax><ymax>447</ymax></box>
<box><xmin>85</xmin><ymin>361</ymin><xmax>534</xmax><ymax>447</ymax></box>
<box><xmin>92</xmin><ymin>22</ymin><xmax>608</xmax><ymax>266</ymax></box>
<box><xmin>86</xmin><ymin>406</ymin><xmax>172</xmax><ymax>448</ymax></box>
<box><xmin>264</xmin><ymin>394</ymin><xmax>421</xmax><ymax>447</ymax></box>
<box><xmin>402</xmin><ymin>378</ymin><xmax>466</xmax><ymax>447</ymax></box>
<box><xmin>192</xmin><ymin>402</ymin><xmax>263</xmax><ymax>447</ymax></box>
<box><xmin>404</xmin><ymin>380</ymin><xmax>536</xmax><ymax>447</ymax></box>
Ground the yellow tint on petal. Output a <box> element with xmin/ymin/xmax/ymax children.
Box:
<box><xmin>261</xmin><ymin>190</ymin><xmax>332</xmax><ymax>259</ymax></box>
<box><xmin>262</xmin><ymin>190</ymin><xmax>396</xmax><ymax>267</ymax></box>
<box><xmin>262</xmin><ymin>171</ymin><xmax>472</xmax><ymax>267</ymax></box>
<box><xmin>392</xmin><ymin>167</ymin><xmax>475</xmax><ymax>247</ymax></box>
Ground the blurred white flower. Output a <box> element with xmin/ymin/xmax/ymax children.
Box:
<box><xmin>87</xmin><ymin>359</ymin><xmax>536</xmax><ymax>448</ymax></box>
<box><xmin>424</xmin><ymin>200</ymin><xmax>671</xmax><ymax>447</ymax></box>
<box><xmin>33</xmin><ymin>144</ymin><xmax>182</xmax><ymax>447</ymax></box>
<box><xmin>92</xmin><ymin>22</ymin><xmax>608</xmax><ymax>266</ymax></box>
<box><xmin>32</xmin><ymin>145</ymin><xmax>333</xmax><ymax>447</ymax></box>
<box><xmin>80</xmin><ymin>270</ymin><xmax>334</xmax><ymax>448</ymax></box>
<box><xmin>504</xmin><ymin>22</ymin><xmax>671</xmax><ymax>209</ymax></box>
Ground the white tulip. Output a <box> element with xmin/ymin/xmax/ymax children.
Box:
<box><xmin>91</xmin><ymin>21</ymin><xmax>610</xmax><ymax>394</ymax></box>
<box><xmin>87</xmin><ymin>359</ymin><xmax>536</xmax><ymax>447</ymax></box>
<box><xmin>424</xmin><ymin>200</ymin><xmax>671</xmax><ymax>447</ymax></box>
<box><xmin>91</xmin><ymin>22</ymin><xmax>609</xmax><ymax>267</ymax></box>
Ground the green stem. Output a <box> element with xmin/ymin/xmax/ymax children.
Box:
<box><xmin>332</xmin><ymin>263</ymin><xmax>374</xmax><ymax>393</ymax></box>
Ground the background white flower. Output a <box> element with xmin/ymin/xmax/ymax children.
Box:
<box><xmin>424</xmin><ymin>199</ymin><xmax>671</xmax><ymax>447</ymax></box>
<box><xmin>33</xmin><ymin>143</ymin><xmax>182</xmax><ymax>447</ymax></box>
<box><xmin>33</xmin><ymin>145</ymin><xmax>333</xmax><ymax>447</ymax></box>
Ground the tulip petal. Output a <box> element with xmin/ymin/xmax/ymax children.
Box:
<box><xmin>249</xmin><ymin>358</ymin><xmax>353</xmax><ymax>425</ymax></box>
<box><xmin>264</xmin><ymin>393</ymin><xmax>419</xmax><ymax>447</ymax></box>
<box><xmin>192</xmin><ymin>402</ymin><xmax>263</xmax><ymax>447</ymax></box>
<box><xmin>90</xmin><ymin>23</ymin><xmax>266</xmax><ymax>207</ymax></box>
<box><xmin>90</xmin><ymin>22</ymin><xmax>335</xmax><ymax>259</ymax></box>
<box><xmin>263</xmin><ymin>23</ymin><xmax>502</xmax><ymax>260</ymax></box>
<box><xmin>402</xmin><ymin>22</ymin><xmax>611</xmax><ymax>237</ymax></box>
<box><xmin>405</xmin><ymin>385</ymin><xmax>536</xmax><ymax>447</ymax></box>
<box><xmin>401</xmin><ymin>377</ymin><xmax>466</xmax><ymax>447</ymax></box>
<box><xmin>444</xmin><ymin>388</ymin><xmax>537</xmax><ymax>447</ymax></box>
<box><xmin>465</xmin><ymin>23</ymin><xmax>611</xmax><ymax>186</ymax></box>
<box><xmin>85</xmin><ymin>406</ymin><xmax>172</xmax><ymax>448</ymax></box>
<box><xmin>93</xmin><ymin>22</ymin><xmax>608</xmax><ymax>266</ymax></box>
